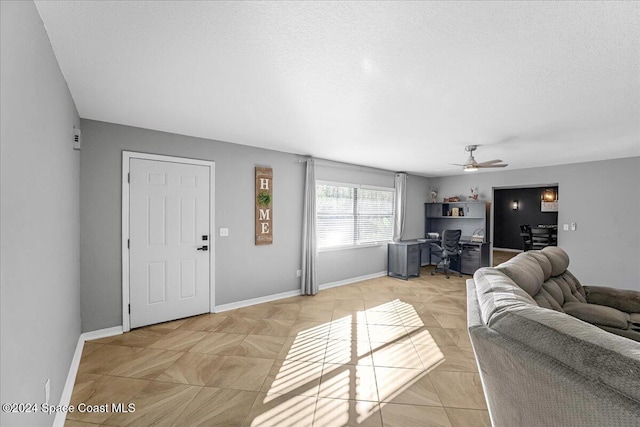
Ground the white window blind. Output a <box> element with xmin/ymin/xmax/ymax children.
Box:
<box><xmin>316</xmin><ymin>182</ymin><xmax>394</xmax><ymax>249</ymax></box>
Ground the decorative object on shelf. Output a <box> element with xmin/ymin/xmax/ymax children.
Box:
<box><xmin>470</xmin><ymin>187</ymin><xmax>479</xmax><ymax>200</ymax></box>
<box><xmin>452</xmin><ymin>207</ymin><xmax>460</xmax><ymax>216</ymax></box>
<box><xmin>447</xmin><ymin>196</ymin><xmax>461</xmax><ymax>202</ymax></box>
<box><xmin>430</xmin><ymin>189</ymin><xmax>438</xmax><ymax>203</ymax></box>
<box><xmin>471</xmin><ymin>229</ymin><xmax>485</xmax><ymax>242</ymax></box>
<box><xmin>255</xmin><ymin>166</ymin><xmax>273</xmax><ymax>245</ymax></box>
<box><xmin>512</xmin><ymin>200</ymin><xmax>519</xmax><ymax>210</ymax></box>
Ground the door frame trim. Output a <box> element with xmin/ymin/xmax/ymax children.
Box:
<box><xmin>122</xmin><ymin>151</ymin><xmax>216</xmax><ymax>332</ymax></box>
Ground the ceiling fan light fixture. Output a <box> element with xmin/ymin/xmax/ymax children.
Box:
<box><xmin>453</xmin><ymin>145</ymin><xmax>506</xmax><ymax>172</ymax></box>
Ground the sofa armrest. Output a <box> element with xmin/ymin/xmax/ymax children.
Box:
<box><xmin>583</xmin><ymin>285</ymin><xmax>640</xmax><ymax>314</ymax></box>
<box><xmin>563</xmin><ymin>302</ymin><xmax>629</xmax><ymax>329</ymax></box>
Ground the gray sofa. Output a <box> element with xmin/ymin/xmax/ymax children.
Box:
<box><xmin>468</xmin><ymin>247</ymin><xmax>640</xmax><ymax>426</ymax></box>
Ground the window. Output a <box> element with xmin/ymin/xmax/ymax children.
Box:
<box><xmin>316</xmin><ymin>182</ymin><xmax>394</xmax><ymax>249</ymax></box>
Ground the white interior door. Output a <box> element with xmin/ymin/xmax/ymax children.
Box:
<box><xmin>129</xmin><ymin>158</ymin><xmax>210</xmax><ymax>328</ymax></box>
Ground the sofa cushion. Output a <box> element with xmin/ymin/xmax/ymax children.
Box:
<box><xmin>495</xmin><ymin>253</ymin><xmax>544</xmax><ymax>297</ymax></box>
<box><xmin>563</xmin><ymin>301</ymin><xmax>630</xmax><ymax>329</ymax></box>
<box><xmin>562</xmin><ymin>270</ymin><xmax>588</xmax><ymax>300</ymax></box>
<box><xmin>535</xmin><ymin>287</ymin><xmax>565</xmax><ymax>312</ymax></box>
<box><xmin>546</xmin><ymin>275</ymin><xmax>587</xmax><ymax>305</ymax></box>
<box><xmin>584</xmin><ymin>285</ymin><xmax>640</xmax><ymax>314</ymax></box>
<box><xmin>473</xmin><ymin>267</ymin><xmax>537</xmax><ymax>326</ymax></box>
<box><xmin>526</xmin><ymin>250</ymin><xmax>553</xmax><ymax>280</ymax></box>
<box><xmin>541</xmin><ymin>246</ymin><xmax>570</xmax><ymax>276</ymax></box>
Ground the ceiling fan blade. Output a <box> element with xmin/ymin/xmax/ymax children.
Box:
<box><xmin>478</xmin><ymin>163</ymin><xmax>508</xmax><ymax>168</ymax></box>
<box><xmin>476</xmin><ymin>159</ymin><xmax>503</xmax><ymax>166</ymax></box>
<box><xmin>450</xmin><ymin>163</ymin><xmax>467</xmax><ymax>166</ymax></box>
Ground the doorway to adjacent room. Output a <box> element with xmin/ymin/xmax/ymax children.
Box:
<box><xmin>492</xmin><ymin>185</ymin><xmax>558</xmax><ymax>252</ymax></box>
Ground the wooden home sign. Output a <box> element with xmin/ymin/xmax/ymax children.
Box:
<box><xmin>255</xmin><ymin>167</ymin><xmax>273</xmax><ymax>245</ymax></box>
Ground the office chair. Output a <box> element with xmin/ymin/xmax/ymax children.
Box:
<box><xmin>520</xmin><ymin>225</ymin><xmax>532</xmax><ymax>251</ymax></box>
<box><xmin>430</xmin><ymin>229</ymin><xmax>462</xmax><ymax>279</ymax></box>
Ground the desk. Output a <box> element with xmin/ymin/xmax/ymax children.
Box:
<box><xmin>388</xmin><ymin>239</ymin><xmax>490</xmax><ymax>279</ymax></box>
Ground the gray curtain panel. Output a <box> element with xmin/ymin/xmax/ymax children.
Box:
<box><xmin>392</xmin><ymin>172</ymin><xmax>407</xmax><ymax>242</ymax></box>
<box><xmin>301</xmin><ymin>159</ymin><xmax>318</xmax><ymax>295</ymax></box>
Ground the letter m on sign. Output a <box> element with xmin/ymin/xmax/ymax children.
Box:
<box><xmin>255</xmin><ymin>167</ymin><xmax>273</xmax><ymax>245</ymax></box>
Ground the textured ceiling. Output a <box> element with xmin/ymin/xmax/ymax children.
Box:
<box><xmin>35</xmin><ymin>1</ymin><xmax>640</xmax><ymax>176</ymax></box>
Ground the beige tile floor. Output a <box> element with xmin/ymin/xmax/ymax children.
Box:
<box><xmin>65</xmin><ymin>265</ymin><xmax>496</xmax><ymax>427</ymax></box>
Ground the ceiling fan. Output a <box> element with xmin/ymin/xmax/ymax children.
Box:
<box><xmin>453</xmin><ymin>145</ymin><xmax>508</xmax><ymax>172</ymax></box>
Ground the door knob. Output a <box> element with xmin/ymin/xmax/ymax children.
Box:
<box><xmin>197</xmin><ymin>245</ymin><xmax>208</xmax><ymax>251</ymax></box>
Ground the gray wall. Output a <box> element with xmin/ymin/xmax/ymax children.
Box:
<box><xmin>0</xmin><ymin>2</ymin><xmax>81</xmax><ymax>426</ymax></box>
<box><xmin>431</xmin><ymin>157</ymin><xmax>640</xmax><ymax>291</ymax></box>
<box><xmin>80</xmin><ymin>120</ymin><xmax>306</xmax><ymax>331</ymax></box>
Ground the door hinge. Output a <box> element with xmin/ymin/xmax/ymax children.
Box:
<box><xmin>128</xmin><ymin>304</ymin><xmax>131</xmax><ymax>314</ymax></box>
<box><xmin>127</xmin><ymin>239</ymin><xmax>130</xmax><ymax>249</ymax></box>
<box><xmin>128</xmin><ymin>172</ymin><xmax>130</xmax><ymax>183</ymax></box>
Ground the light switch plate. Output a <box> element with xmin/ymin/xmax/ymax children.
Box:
<box><xmin>570</xmin><ymin>222</ymin><xmax>577</xmax><ymax>231</ymax></box>
<box><xmin>563</xmin><ymin>224</ymin><xmax>569</xmax><ymax>231</ymax></box>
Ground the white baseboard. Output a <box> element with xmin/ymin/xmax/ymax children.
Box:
<box><xmin>214</xmin><ymin>271</ymin><xmax>388</xmax><ymax>312</ymax></box>
<box><xmin>319</xmin><ymin>271</ymin><xmax>387</xmax><ymax>290</ymax></box>
<box><xmin>81</xmin><ymin>325</ymin><xmax>123</xmax><ymax>341</ymax></box>
<box><xmin>53</xmin><ymin>326</ymin><xmax>123</xmax><ymax>427</ymax></box>
<box><xmin>215</xmin><ymin>289</ymin><xmax>302</xmax><ymax>312</ymax></box>
<box><xmin>493</xmin><ymin>247</ymin><xmax>522</xmax><ymax>253</ymax></box>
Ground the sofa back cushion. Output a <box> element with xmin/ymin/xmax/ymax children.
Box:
<box><xmin>541</xmin><ymin>246</ymin><xmax>570</xmax><ymax>276</ymax></box>
<box><xmin>473</xmin><ymin>267</ymin><xmax>537</xmax><ymax>326</ymax></box>
<box><xmin>545</xmin><ymin>271</ymin><xmax>587</xmax><ymax>303</ymax></box>
<box><xmin>494</xmin><ymin>247</ymin><xmax>587</xmax><ymax>309</ymax></box>
<box><xmin>526</xmin><ymin>250</ymin><xmax>553</xmax><ymax>280</ymax></box>
<box><xmin>495</xmin><ymin>253</ymin><xmax>545</xmax><ymax>297</ymax></box>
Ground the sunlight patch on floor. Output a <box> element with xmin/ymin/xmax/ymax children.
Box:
<box><xmin>251</xmin><ymin>299</ymin><xmax>445</xmax><ymax>426</ymax></box>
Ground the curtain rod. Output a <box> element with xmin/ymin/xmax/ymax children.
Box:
<box><xmin>297</xmin><ymin>156</ymin><xmax>402</xmax><ymax>176</ymax></box>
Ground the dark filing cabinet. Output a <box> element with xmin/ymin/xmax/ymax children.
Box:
<box><xmin>459</xmin><ymin>242</ymin><xmax>490</xmax><ymax>275</ymax></box>
<box><xmin>387</xmin><ymin>241</ymin><xmax>421</xmax><ymax>280</ymax></box>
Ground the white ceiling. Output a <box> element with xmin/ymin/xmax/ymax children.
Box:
<box><xmin>35</xmin><ymin>1</ymin><xmax>640</xmax><ymax>176</ymax></box>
